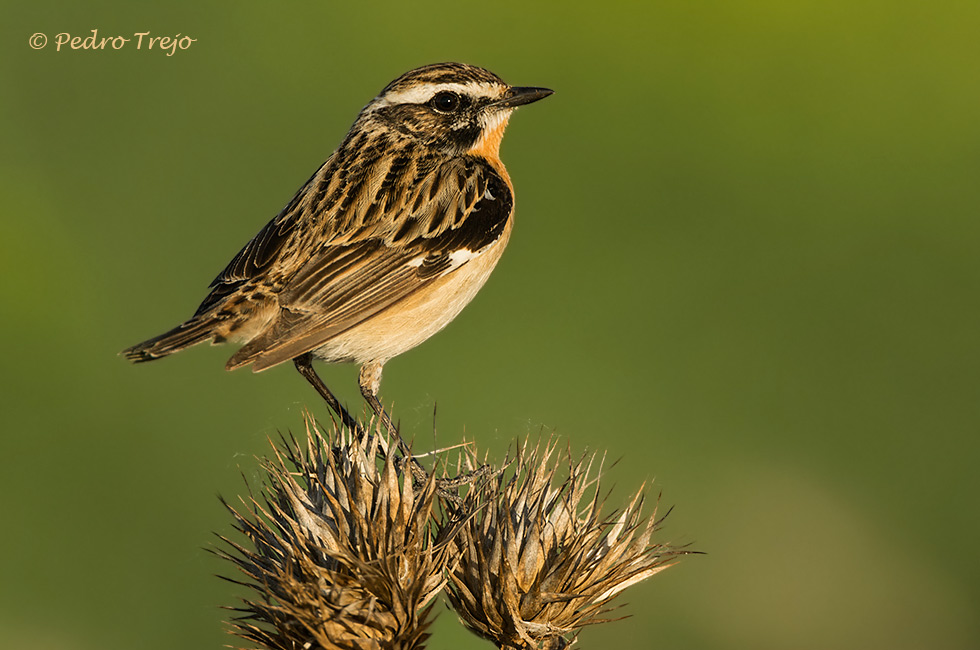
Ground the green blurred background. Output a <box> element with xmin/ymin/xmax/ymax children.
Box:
<box><xmin>3</xmin><ymin>1</ymin><xmax>978</xmax><ymax>648</ymax></box>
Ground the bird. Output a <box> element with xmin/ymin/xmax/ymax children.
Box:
<box><xmin>122</xmin><ymin>62</ymin><xmax>552</xmax><ymax>440</ymax></box>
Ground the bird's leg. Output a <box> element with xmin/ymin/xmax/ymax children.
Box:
<box><xmin>357</xmin><ymin>363</ymin><xmax>400</xmax><ymax>440</ymax></box>
<box><xmin>293</xmin><ymin>353</ymin><xmax>370</xmax><ymax>442</ymax></box>
<box><xmin>358</xmin><ymin>362</ymin><xmax>429</xmax><ymax>483</ymax></box>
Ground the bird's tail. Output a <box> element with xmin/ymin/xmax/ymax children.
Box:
<box><xmin>121</xmin><ymin>316</ymin><xmax>224</xmax><ymax>363</ymax></box>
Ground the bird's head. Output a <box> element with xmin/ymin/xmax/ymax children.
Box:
<box><xmin>361</xmin><ymin>62</ymin><xmax>553</xmax><ymax>159</ymax></box>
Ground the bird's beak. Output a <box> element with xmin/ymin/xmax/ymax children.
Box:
<box><xmin>492</xmin><ymin>86</ymin><xmax>554</xmax><ymax>109</ymax></box>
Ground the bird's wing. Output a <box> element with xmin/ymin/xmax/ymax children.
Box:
<box><xmin>225</xmin><ymin>155</ymin><xmax>513</xmax><ymax>371</ymax></box>
<box><xmin>193</xmin><ymin>165</ymin><xmax>323</xmax><ymax>316</ymax></box>
<box><xmin>196</xmin><ymin>140</ymin><xmax>496</xmax><ymax>315</ymax></box>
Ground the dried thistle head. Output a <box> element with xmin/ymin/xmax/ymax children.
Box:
<box><xmin>444</xmin><ymin>439</ymin><xmax>685</xmax><ymax>650</ymax></box>
<box><xmin>216</xmin><ymin>415</ymin><xmax>454</xmax><ymax>650</ymax></box>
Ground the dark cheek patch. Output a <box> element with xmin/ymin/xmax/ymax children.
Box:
<box><xmin>448</xmin><ymin>124</ymin><xmax>481</xmax><ymax>151</ymax></box>
<box><xmin>381</xmin><ymin>104</ymin><xmax>483</xmax><ymax>152</ymax></box>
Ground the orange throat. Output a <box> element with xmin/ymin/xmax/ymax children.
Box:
<box><xmin>467</xmin><ymin>112</ymin><xmax>512</xmax><ymax>162</ymax></box>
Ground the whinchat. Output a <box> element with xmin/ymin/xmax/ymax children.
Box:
<box><xmin>123</xmin><ymin>62</ymin><xmax>552</xmax><ymax>432</ymax></box>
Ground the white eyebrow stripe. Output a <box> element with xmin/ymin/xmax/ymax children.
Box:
<box><xmin>379</xmin><ymin>82</ymin><xmax>500</xmax><ymax>106</ymax></box>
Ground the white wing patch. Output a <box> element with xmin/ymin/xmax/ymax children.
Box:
<box><xmin>404</xmin><ymin>248</ymin><xmax>479</xmax><ymax>272</ymax></box>
<box><xmin>448</xmin><ymin>248</ymin><xmax>478</xmax><ymax>267</ymax></box>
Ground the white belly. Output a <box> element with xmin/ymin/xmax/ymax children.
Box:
<box><xmin>310</xmin><ymin>228</ymin><xmax>510</xmax><ymax>365</ymax></box>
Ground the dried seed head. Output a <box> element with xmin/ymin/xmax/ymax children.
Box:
<box><xmin>216</xmin><ymin>415</ymin><xmax>453</xmax><ymax>650</ymax></box>
<box><xmin>444</xmin><ymin>438</ymin><xmax>685</xmax><ymax>650</ymax></box>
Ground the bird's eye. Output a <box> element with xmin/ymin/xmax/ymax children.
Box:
<box><xmin>430</xmin><ymin>91</ymin><xmax>461</xmax><ymax>113</ymax></box>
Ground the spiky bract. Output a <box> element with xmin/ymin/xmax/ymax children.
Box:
<box><xmin>217</xmin><ymin>417</ymin><xmax>452</xmax><ymax>650</ymax></box>
<box><xmin>444</xmin><ymin>439</ymin><xmax>683</xmax><ymax>650</ymax></box>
